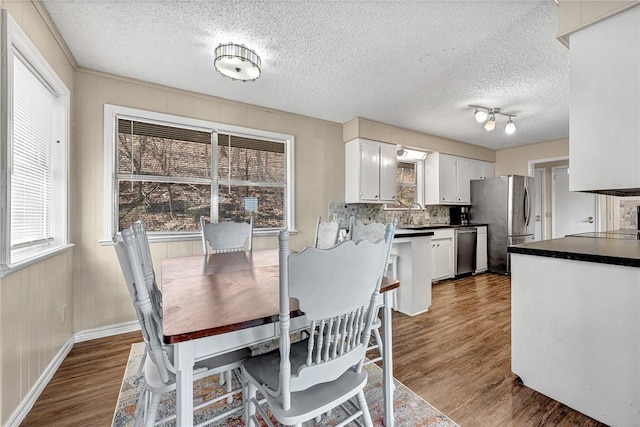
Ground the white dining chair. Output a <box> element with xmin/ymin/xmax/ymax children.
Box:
<box><xmin>313</xmin><ymin>216</ymin><xmax>341</xmax><ymax>249</ymax></box>
<box><xmin>115</xmin><ymin>226</ymin><xmax>251</xmax><ymax>427</ymax></box>
<box><xmin>200</xmin><ymin>216</ymin><xmax>254</xmax><ymax>254</ymax></box>
<box><xmin>348</xmin><ymin>216</ymin><xmax>398</xmax><ymax>366</ymax></box>
<box><xmin>242</xmin><ymin>225</ymin><xmax>394</xmax><ymax>427</ymax></box>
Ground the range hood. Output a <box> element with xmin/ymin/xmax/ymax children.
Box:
<box><xmin>568</xmin><ymin>5</ymin><xmax>640</xmax><ymax>196</ymax></box>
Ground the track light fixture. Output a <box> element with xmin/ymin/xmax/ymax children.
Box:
<box><xmin>469</xmin><ymin>105</ymin><xmax>517</xmax><ymax>134</ymax></box>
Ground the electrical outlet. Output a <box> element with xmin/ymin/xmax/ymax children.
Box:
<box><xmin>62</xmin><ymin>304</ymin><xmax>67</xmax><ymax>323</ymax></box>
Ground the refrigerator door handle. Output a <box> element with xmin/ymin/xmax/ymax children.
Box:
<box><xmin>524</xmin><ymin>186</ymin><xmax>531</xmax><ymax>227</ymax></box>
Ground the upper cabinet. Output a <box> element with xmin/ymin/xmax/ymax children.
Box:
<box><xmin>345</xmin><ymin>138</ymin><xmax>397</xmax><ymax>203</ymax></box>
<box><xmin>469</xmin><ymin>160</ymin><xmax>495</xmax><ymax>181</ymax></box>
<box><xmin>424</xmin><ymin>153</ymin><xmax>470</xmax><ymax>205</ymax></box>
<box><xmin>568</xmin><ymin>6</ymin><xmax>640</xmax><ymax>196</ymax></box>
<box><xmin>557</xmin><ymin>0</ymin><xmax>639</xmax><ymax>46</ymax></box>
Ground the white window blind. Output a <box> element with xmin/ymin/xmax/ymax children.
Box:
<box><xmin>10</xmin><ymin>55</ymin><xmax>55</xmax><ymax>248</ymax></box>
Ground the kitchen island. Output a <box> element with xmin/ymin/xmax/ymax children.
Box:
<box><xmin>508</xmin><ymin>233</ymin><xmax>640</xmax><ymax>427</ymax></box>
<box><xmin>392</xmin><ymin>228</ymin><xmax>434</xmax><ymax>316</ymax></box>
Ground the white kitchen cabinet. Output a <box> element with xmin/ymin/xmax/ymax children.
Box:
<box><xmin>430</xmin><ymin>228</ymin><xmax>454</xmax><ymax>281</ymax></box>
<box><xmin>475</xmin><ymin>226</ymin><xmax>487</xmax><ymax>273</ymax></box>
<box><xmin>568</xmin><ymin>7</ymin><xmax>640</xmax><ymax>195</ymax></box>
<box><xmin>424</xmin><ymin>152</ymin><xmax>470</xmax><ymax>205</ymax></box>
<box><xmin>469</xmin><ymin>160</ymin><xmax>495</xmax><ymax>180</ymax></box>
<box><xmin>345</xmin><ymin>138</ymin><xmax>397</xmax><ymax>203</ymax></box>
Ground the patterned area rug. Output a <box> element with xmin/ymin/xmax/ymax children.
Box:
<box><xmin>112</xmin><ymin>343</ymin><xmax>459</xmax><ymax>426</ymax></box>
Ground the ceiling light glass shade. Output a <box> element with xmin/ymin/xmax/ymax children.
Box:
<box><xmin>484</xmin><ymin>115</ymin><xmax>496</xmax><ymax>131</ymax></box>
<box><xmin>475</xmin><ymin>109</ymin><xmax>488</xmax><ymax>123</ymax></box>
<box><xmin>214</xmin><ymin>43</ymin><xmax>261</xmax><ymax>82</ymax></box>
<box><xmin>505</xmin><ymin>119</ymin><xmax>516</xmax><ymax>135</ymax></box>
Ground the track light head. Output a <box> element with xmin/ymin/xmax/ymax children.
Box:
<box><xmin>475</xmin><ymin>108</ymin><xmax>488</xmax><ymax>123</ymax></box>
<box><xmin>484</xmin><ymin>114</ymin><xmax>496</xmax><ymax>131</ymax></box>
<box><xmin>505</xmin><ymin>118</ymin><xmax>516</xmax><ymax>135</ymax></box>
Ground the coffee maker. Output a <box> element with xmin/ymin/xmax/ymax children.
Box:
<box><xmin>449</xmin><ymin>206</ymin><xmax>470</xmax><ymax>225</ymax></box>
<box><xmin>460</xmin><ymin>206</ymin><xmax>470</xmax><ymax>225</ymax></box>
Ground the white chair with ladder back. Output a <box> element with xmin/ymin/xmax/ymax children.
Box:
<box><xmin>115</xmin><ymin>224</ymin><xmax>251</xmax><ymax>427</ymax></box>
<box><xmin>200</xmin><ymin>216</ymin><xmax>254</xmax><ymax>254</ymax></box>
<box><xmin>313</xmin><ymin>216</ymin><xmax>341</xmax><ymax>249</ymax></box>
<box><xmin>348</xmin><ymin>216</ymin><xmax>398</xmax><ymax>367</ymax></box>
<box><xmin>242</xmin><ymin>224</ymin><xmax>394</xmax><ymax>427</ymax></box>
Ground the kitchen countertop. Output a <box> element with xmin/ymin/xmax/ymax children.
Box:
<box><xmin>396</xmin><ymin>223</ymin><xmax>488</xmax><ymax>230</ymax></box>
<box><xmin>508</xmin><ymin>234</ymin><xmax>640</xmax><ymax>268</ymax></box>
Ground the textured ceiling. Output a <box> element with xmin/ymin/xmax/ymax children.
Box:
<box><xmin>41</xmin><ymin>0</ymin><xmax>569</xmax><ymax>150</ymax></box>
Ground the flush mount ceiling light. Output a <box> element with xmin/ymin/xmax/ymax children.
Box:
<box><xmin>469</xmin><ymin>105</ymin><xmax>517</xmax><ymax>135</ymax></box>
<box><xmin>397</xmin><ymin>146</ymin><xmax>428</xmax><ymax>161</ymax></box>
<box><xmin>214</xmin><ymin>43</ymin><xmax>261</xmax><ymax>82</ymax></box>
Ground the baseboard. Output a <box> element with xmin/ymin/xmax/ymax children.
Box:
<box><xmin>4</xmin><ymin>336</ymin><xmax>74</xmax><ymax>427</ymax></box>
<box><xmin>74</xmin><ymin>320</ymin><xmax>141</xmax><ymax>343</ymax></box>
<box><xmin>5</xmin><ymin>321</ymin><xmax>142</xmax><ymax>426</ymax></box>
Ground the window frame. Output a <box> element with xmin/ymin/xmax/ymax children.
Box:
<box><xmin>103</xmin><ymin>104</ymin><xmax>295</xmax><ymax>243</ymax></box>
<box><xmin>0</xmin><ymin>10</ymin><xmax>71</xmax><ymax>278</ymax></box>
<box><xmin>385</xmin><ymin>158</ymin><xmax>425</xmax><ymax>210</ymax></box>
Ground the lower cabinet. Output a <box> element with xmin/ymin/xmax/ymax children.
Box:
<box><xmin>431</xmin><ymin>228</ymin><xmax>454</xmax><ymax>281</ymax></box>
<box><xmin>475</xmin><ymin>226</ymin><xmax>488</xmax><ymax>273</ymax></box>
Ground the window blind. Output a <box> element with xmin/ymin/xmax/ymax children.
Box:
<box><xmin>10</xmin><ymin>55</ymin><xmax>55</xmax><ymax>247</ymax></box>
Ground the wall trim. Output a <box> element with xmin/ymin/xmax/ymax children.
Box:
<box><xmin>4</xmin><ymin>336</ymin><xmax>74</xmax><ymax>427</ymax></box>
<box><xmin>74</xmin><ymin>320</ymin><xmax>141</xmax><ymax>343</ymax></box>
<box><xmin>5</xmin><ymin>321</ymin><xmax>142</xmax><ymax>425</ymax></box>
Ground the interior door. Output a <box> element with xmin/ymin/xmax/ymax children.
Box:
<box><xmin>533</xmin><ymin>168</ymin><xmax>544</xmax><ymax>241</ymax></box>
<box><xmin>552</xmin><ymin>166</ymin><xmax>597</xmax><ymax>238</ymax></box>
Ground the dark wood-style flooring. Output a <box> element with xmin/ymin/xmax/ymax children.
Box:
<box><xmin>22</xmin><ymin>273</ymin><xmax>607</xmax><ymax>426</ymax></box>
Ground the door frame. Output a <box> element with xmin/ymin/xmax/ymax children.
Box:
<box><xmin>533</xmin><ymin>168</ymin><xmax>545</xmax><ymax>240</ymax></box>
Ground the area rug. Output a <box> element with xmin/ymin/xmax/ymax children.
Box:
<box><xmin>112</xmin><ymin>343</ymin><xmax>459</xmax><ymax>426</ymax></box>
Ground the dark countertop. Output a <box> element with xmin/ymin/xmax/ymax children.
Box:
<box><xmin>394</xmin><ymin>230</ymin><xmax>435</xmax><ymax>238</ymax></box>
<box><xmin>396</xmin><ymin>223</ymin><xmax>488</xmax><ymax>230</ymax></box>
<box><xmin>508</xmin><ymin>235</ymin><xmax>640</xmax><ymax>268</ymax></box>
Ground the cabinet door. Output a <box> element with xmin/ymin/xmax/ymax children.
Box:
<box><xmin>476</xmin><ymin>227</ymin><xmax>488</xmax><ymax>272</ymax></box>
<box><xmin>378</xmin><ymin>142</ymin><xmax>398</xmax><ymax>203</ymax></box>
<box><xmin>483</xmin><ymin>162</ymin><xmax>495</xmax><ymax>179</ymax></box>
<box><xmin>439</xmin><ymin>155</ymin><xmax>458</xmax><ymax>203</ymax></box>
<box><xmin>359</xmin><ymin>140</ymin><xmax>381</xmax><ymax>201</ymax></box>
<box><xmin>431</xmin><ymin>238</ymin><xmax>453</xmax><ymax>280</ymax></box>
<box><xmin>469</xmin><ymin>160</ymin><xmax>484</xmax><ymax>180</ymax></box>
<box><xmin>456</xmin><ymin>158</ymin><xmax>470</xmax><ymax>204</ymax></box>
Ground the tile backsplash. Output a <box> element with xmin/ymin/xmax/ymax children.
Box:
<box><xmin>619</xmin><ymin>199</ymin><xmax>640</xmax><ymax>229</ymax></box>
<box><xmin>328</xmin><ymin>202</ymin><xmax>451</xmax><ymax>227</ymax></box>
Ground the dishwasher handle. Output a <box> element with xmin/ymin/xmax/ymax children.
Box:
<box><xmin>457</xmin><ymin>228</ymin><xmax>477</xmax><ymax>234</ymax></box>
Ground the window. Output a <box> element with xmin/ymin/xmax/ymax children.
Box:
<box><xmin>105</xmin><ymin>105</ymin><xmax>294</xmax><ymax>240</ymax></box>
<box><xmin>394</xmin><ymin>161</ymin><xmax>418</xmax><ymax>208</ymax></box>
<box><xmin>0</xmin><ymin>11</ymin><xmax>70</xmax><ymax>276</ymax></box>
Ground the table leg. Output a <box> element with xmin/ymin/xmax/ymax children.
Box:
<box><xmin>174</xmin><ymin>341</ymin><xmax>195</xmax><ymax>426</ymax></box>
<box><xmin>382</xmin><ymin>292</ymin><xmax>394</xmax><ymax>427</ymax></box>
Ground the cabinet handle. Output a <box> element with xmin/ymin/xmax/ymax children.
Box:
<box><xmin>374</xmin><ymin>195</ymin><xmax>379</xmax><ymax>199</ymax></box>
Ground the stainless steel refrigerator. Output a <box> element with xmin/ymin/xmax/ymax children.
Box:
<box><xmin>470</xmin><ymin>175</ymin><xmax>534</xmax><ymax>275</ymax></box>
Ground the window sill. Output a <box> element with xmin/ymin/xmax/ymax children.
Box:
<box><xmin>0</xmin><ymin>243</ymin><xmax>75</xmax><ymax>279</ymax></box>
<box><xmin>99</xmin><ymin>229</ymin><xmax>297</xmax><ymax>246</ymax></box>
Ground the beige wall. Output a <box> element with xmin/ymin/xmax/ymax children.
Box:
<box><xmin>0</xmin><ymin>2</ymin><xmax>76</xmax><ymax>424</ymax></box>
<box><xmin>344</xmin><ymin>117</ymin><xmax>496</xmax><ymax>162</ymax></box>
<box><xmin>73</xmin><ymin>70</ymin><xmax>344</xmax><ymax>332</ymax></box>
<box><xmin>495</xmin><ymin>138</ymin><xmax>569</xmax><ymax>177</ymax></box>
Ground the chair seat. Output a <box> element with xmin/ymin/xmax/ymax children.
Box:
<box><xmin>144</xmin><ymin>346</ymin><xmax>252</xmax><ymax>393</ymax></box>
<box><xmin>268</xmin><ymin>369</ymin><xmax>367</xmax><ymax>425</ymax></box>
<box><xmin>243</xmin><ymin>338</ymin><xmax>311</xmax><ymax>393</ymax></box>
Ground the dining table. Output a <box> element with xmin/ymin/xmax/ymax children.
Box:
<box><xmin>161</xmin><ymin>248</ymin><xmax>400</xmax><ymax>426</ymax></box>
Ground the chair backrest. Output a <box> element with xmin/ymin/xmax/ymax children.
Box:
<box><xmin>131</xmin><ymin>220</ymin><xmax>163</xmax><ymax>318</ymax></box>
<box><xmin>348</xmin><ymin>216</ymin><xmax>389</xmax><ymax>243</ymax></box>
<box><xmin>200</xmin><ymin>216</ymin><xmax>253</xmax><ymax>254</ymax></box>
<box><xmin>275</xmin><ymin>221</ymin><xmax>395</xmax><ymax>410</ymax></box>
<box><xmin>313</xmin><ymin>216</ymin><xmax>341</xmax><ymax>249</ymax></box>
<box><xmin>348</xmin><ymin>216</ymin><xmax>398</xmax><ymax>271</ymax></box>
<box><xmin>118</xmin><ymin>225</ymin><xmax>175</xmax><ymax>384</ymax></box>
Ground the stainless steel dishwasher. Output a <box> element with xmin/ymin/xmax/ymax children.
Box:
<box><xmin>455</xmin><ymin>227</ymin><xmax>477</xmax><ymax>277</ymax></box>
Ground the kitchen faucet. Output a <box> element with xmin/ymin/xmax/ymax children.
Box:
<box><xmin>406</xmin><ymin>203</ymin><xmax>424</xmax><ymax>225</ymax></box>
<box><xmin>409</xmin><ymin>202</ymin><xmax>423</xmax><ymax>210</ymax></box>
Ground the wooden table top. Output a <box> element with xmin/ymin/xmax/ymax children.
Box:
<box><xmin>161</xmin><ymin>249</ymin><xmax>399</xmax><ymax>344</ymax></box>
